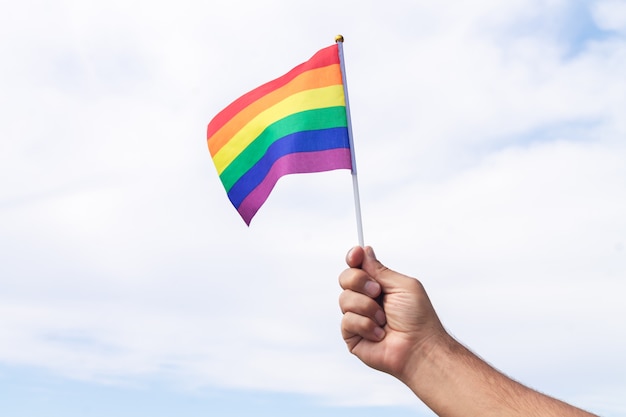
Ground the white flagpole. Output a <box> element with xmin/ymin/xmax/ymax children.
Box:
<box><xmin>336</xmin><ymin>35</ymin><xmax>364</xmax><ymax>247</ymax></box>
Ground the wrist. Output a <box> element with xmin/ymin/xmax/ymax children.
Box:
<box><xmin>397</xmin><ymin>330</ymin><xmax>456</xmax><ymax>389</ymax></box>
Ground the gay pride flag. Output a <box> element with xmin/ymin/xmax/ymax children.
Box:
<box><xmin>207</xmin><ymin>43</ymin><xmax>353</xmax><ymax>225</ymax></box>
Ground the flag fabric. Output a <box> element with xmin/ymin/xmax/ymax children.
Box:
<box><xmin>207</xmin><ymin>44</ymin><xmax>352</xmax><ymax>225</ymax></box>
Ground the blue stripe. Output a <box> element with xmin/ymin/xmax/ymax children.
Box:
<box><xmin>227</xmin><ymin>127</ymin><xmax>350</xmax><ymax>208</ymax></box>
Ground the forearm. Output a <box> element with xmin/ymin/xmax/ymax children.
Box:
<box><xmin>402</xmin><ymin>334</ymin><xmax>597</xmax><ymax>417</ymax></box>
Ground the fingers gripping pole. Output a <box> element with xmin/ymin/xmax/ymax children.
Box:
<box><xmin>336</xmin><ymin>35</ymin><xmax>364</xmax><ymax>246</ymax></box>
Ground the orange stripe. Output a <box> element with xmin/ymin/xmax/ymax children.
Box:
<box><xmin>207</xmin><ymin>64</ymin><xmax>342</xmax><ymax>156</ymax></box>
<box><xmin>207</xmin><ymin>45</ymin><xmax>339</xmax><ymax>141</ymax></box>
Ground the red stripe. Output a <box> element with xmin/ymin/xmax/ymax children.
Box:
<box><xmin>207</xmin><ymin>44</ymin><xmax>339</xmax><ymax>140</ymax></box>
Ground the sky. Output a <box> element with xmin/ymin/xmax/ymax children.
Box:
<box><xmin>1</xmin><ymin>0</ymin><xmax>625</xmax><ymax>416</ymax></box>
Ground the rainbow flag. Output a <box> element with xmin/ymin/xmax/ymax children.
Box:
<box><xmin>207</xmin><ymin>44</ymin><xmax>353</xmax><ymax>225</ymax></box>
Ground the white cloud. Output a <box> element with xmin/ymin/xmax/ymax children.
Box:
<box><xmin>1</xmin><ymin>0</ymin><xmax>625</xmax><ymax>414</ymax></box>
<box><xmin>592</xmin><ymin>0</ymin><xmax>626</xmax><ymax>33</ymax></box>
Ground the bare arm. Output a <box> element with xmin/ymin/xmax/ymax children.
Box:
<box><xmin>338</xmin><ymin>246</ymin><xmax>596</xmax><ymax>417</ymax></box>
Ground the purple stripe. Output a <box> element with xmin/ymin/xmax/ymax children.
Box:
<box><xmin>227</xmin><ymin>127</ymin><xmax>350</xmax><ymax>206</ymax></box>
<box><xmin>237</xmin><ymin>148</ymin><xmax>352</xmax><ymax>225</ymax></box>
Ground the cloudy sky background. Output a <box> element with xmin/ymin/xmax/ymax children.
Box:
<box><xmin>1</xmin><ymin>0</ymin><xmax>625</xmax><ymax>416</ymax></box>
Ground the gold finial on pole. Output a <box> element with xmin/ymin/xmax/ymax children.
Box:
<box><xmin>335</xmin><ymin>34</ymin><xmax>344</xmax><ymax>43</ymax></box>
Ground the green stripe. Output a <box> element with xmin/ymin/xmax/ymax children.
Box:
<box><xmin>220</xmin><ymin>106</ymin><xmax>347</xmax><ymax>191</ymax></box>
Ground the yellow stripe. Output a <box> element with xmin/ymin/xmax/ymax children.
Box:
<box><xmin>212</xmin><ymin>84</ymin><xmax>345</xmax><ymax>174</ymax></box>
<box><xmin>208</xmin><ymin>64</ymin><xmax>342</xmax><ymax>156</ymax></box>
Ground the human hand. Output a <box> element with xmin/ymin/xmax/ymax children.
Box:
<box><xmin>338</xmin><ymin>246</ymin><xmax>448</xmax><ymax>382</ymax></box>
<box><xmin>340</xmin><ymin>247</ymin><xmax>600</xmax><ymax>417</ymax></box>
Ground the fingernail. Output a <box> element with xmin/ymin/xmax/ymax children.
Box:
<box><xmin>375</xmin><ymin>310</ymin><xmax>386</xmax><ymax>326</ymax></box>
<box><xmin>366</xmin><ymin>246</ymin><xmax>376</xmax><ymax>258</ymax></box>
<box><xmin>364</xmin><ymin>280</ymin><xmax>380</xmax><ymax>297</ymax></box>
<box><xmin>373</xmin><ymin>326</ymin><xmax>385</xmax><ymax>340</ymax></box>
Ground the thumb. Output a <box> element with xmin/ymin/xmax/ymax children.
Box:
<box><xmin>360</xmin><ymin>246</ymin><xmax>388</xmax><ymax>278</ymax></box>
<box><xmin>361</xmin><ymin>246</ymin><xmax>411</xmax><ymax>292</ymax></box>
